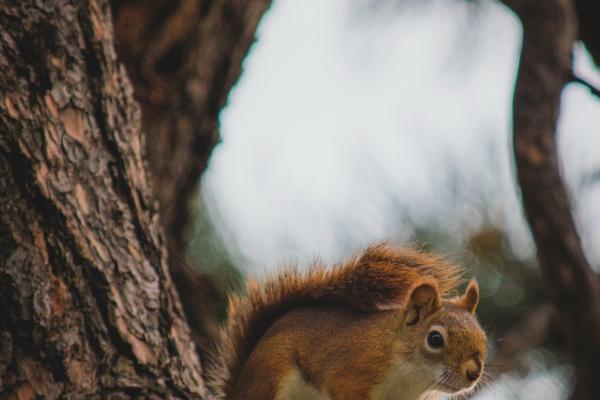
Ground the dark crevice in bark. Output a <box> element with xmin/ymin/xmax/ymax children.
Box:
<box><xmin>2</xmin><ymin>138</ymin><xmax>115</xmax><ymax>390</ymax></box>
<box><xmin>3</xmin><ymin>133</ymin><xmax>121</xmax><ymax>370</ymax></box>
<box><xmin>79</xmin><ymin>9</ymin><xmax>158</xmax><ymax>264</ymax></box>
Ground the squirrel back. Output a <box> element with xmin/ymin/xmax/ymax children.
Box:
<box><xmin>207</xmin><ymin>244</ymin><xmax>476</xmax><ymax>398</ymax></box>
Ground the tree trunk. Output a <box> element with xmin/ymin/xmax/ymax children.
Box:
<box><xmin>0</xmin><ymin>1</ymin><xmax>205</xmax><ymax>397</ymax></box>
<box><xmin>509</xmin><ymin>0</ymin><xmax>600</xmax><ymax>398</ymax></box>
<box><xmin>111</xmin><ymin>0</ymin><xmax>272</xmax><ymax>351</ymax></box>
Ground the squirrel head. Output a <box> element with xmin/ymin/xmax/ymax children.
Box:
<box><xmin>398</xmin><ymin>278</ymin><xmax>487</xmax><ymax>395</ymax></box>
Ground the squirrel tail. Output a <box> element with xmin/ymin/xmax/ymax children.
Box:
<box><xmin>206</xmin><ymin>243</ymin><xmax>463</xmax><ymax>398</ymax></box>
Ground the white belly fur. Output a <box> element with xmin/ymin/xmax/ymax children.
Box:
<box><xmin>274</xmin><ymin>364</ymin><xmax>441</xmax><ymax>400</ymax></box>
<box><xmin>275</xmin><ymin>369</ymin><xmax>331</xmax><ymax>400</ymax></box>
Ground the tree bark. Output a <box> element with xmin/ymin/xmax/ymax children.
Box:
<box><xmin>110</xmin><ymin>0</ymin><xmax>272</xmax><ymax>351</ymax></box>
<box><xmin>0</xmin><ymin>1</ymin><xmax>205</xmax><ymax>397</ymax></box>
<box><xmin>510</xmin><ymin>0</ymin><xmax>600</xmax><ymax>398</ymax></box>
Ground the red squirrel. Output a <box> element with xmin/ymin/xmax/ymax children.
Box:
<box><xmin>208</xmin><ymin>244</ymin><xmax>487</xmax><ymax>400</ymax></box>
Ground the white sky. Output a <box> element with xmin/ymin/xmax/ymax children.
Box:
<box><xmin>201</xmin><ymin>0</ymin><xmax>600</xmax><ymax>276</ymax></box>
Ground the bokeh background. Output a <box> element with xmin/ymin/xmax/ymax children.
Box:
<box><xmin>188</xmin><ymin>1</ymin><xmax>600</xmax><ymax>398</ymax></box>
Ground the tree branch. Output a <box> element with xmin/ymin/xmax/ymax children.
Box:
<box><xmin>569</xmin><ymin>73</ymin><xmax>600</xmax><ymax>98</ymax></box>
<box><xmin>573</xmin><ymin>0</ymin><xmax>600</xmax><ymax>66</ymax></box>
<box><xmin>511</xmin><ymin>0</ymin><xmax>600</xmax><ymax>398</ymax></box>
<box><xmin>112</xmin><ymin>0</ymin><xmax>272</xmax><ymax>255</ymax></box>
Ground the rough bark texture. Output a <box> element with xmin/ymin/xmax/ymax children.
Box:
<box><xmin>110</xmin><ymin>0</ymin><xmax>272</xmax><ymax>351</ymax></box>
<box><xmin>111</xmin><ymin>0</ymin><xmax>271</xmax><ymax>255</ymax></box>
<box><xmin>510</xmin><ymin>0</ymin><xmax>600</xmax><ymax>398</ymax></box>
<box><xmin>0</xmin><ymin>1</ymin><xmax>205</xmax><ymax>398</ymax></box>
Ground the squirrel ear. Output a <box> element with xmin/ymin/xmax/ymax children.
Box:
<box><xmin>456</xmin><ymin>279</ymin><xmax>479</xmax><ymax>314</ymax></box>
<box><xmin>405</xmin><ymin>282</ymin><xmax>441</xmax><ymax>325</ymax></box>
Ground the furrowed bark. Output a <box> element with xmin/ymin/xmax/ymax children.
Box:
<box><xmin>510</xmin><ymin>0</ymin><xmax>600</xmax><ymax>398</ymax></box>
<box><xmin>0</xmin><ymin>1</ymin><xmax>204</xmax><ymax>398</ymax></box>
<box><xmin>111</xmin><ymin>0</ymin><xmax>272</xmax><ymax>351</ymax></box>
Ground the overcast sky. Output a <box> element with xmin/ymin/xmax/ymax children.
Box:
<box><xmin>201</xmin><ymin>0</ymin><xmax>600</xmax><ymax>277</ymax></box>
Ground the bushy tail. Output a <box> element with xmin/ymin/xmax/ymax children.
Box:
<box><xmin>207</xmin><ymin>243</ymin><xmax>463</xmax><ymax>398</ymax></box>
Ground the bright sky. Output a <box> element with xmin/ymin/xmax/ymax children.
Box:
<box><xmin>202</xmin><ymin>0</ymin><xmax>600</xmax><ymax>277</ymax></box>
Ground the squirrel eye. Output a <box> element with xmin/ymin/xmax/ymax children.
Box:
<box><xmin>427</xmin><ymin>330</ymin><xmax>445</xmax><ymax>349</ymax></box>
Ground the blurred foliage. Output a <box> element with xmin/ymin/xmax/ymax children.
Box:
<box><xmin>189</xmin><ymin>190</ymin><xmax>548</xmax><ymax>335</ymax></box>
<box><xmin>413</xmin><ymin>224</ymin><xmax>547</xmax><ymax>342</ymax></box>
<box><xmin>463</xmin><ymin>227</ymin><xmax>543</xmax><ymax>335</ymax></box>
<box><xmin>412</xmin><ymin>224</ymin><xmax>572</xmax><ymax>397</ymax></box>
<box><xmin>187</xmin><ymin>198</ymin><xmax>244</xmax><ymax>320</ymax></box>
<box><xmin>188</xmin><ymin>188</ymin><xmax>568</xmax><ymax>390</ymax></box>
<box><xmin>190</xmin><ymin>196</ymin><xmax>547</xmax><ymax>343</ymax></box>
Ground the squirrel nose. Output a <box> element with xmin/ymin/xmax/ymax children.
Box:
<box><xmin>464</xmin><ymin>359</ymin><xmax>481</xmax><ymax>382</ymax></box>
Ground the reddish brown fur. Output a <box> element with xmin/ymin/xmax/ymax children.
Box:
<box><xmin>207</xmin><ymin>244</ymin><xmax>466</xmax><ymax>398</ymax></box>
<box><xmin>233</xmin><ymin>306</ymin><xmax>401</xmax><ymax>399</ymax></box>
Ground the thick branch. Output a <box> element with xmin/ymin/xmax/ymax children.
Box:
<box><xmin>573</xmin><ymin>0</ymin><xmax>600</xmax><ymax>66</ymax></box>
<box><xmin>511</xmin><ymin>0</ymin><xmax>600</xmax><ymax>398</ymax></box>
<box><xmin>0</xmin><ymin>1</ymin><xmax>204</xmax><ymax>397</ymax></box>
<box><xmin>504</xmin><ymin>0</ymin><xmax>600</xmax><ymax>66</ymax></box>
<box><xmin>112</xmin><ymin>0</ymin><xmax>272</xmax><ymax>254</ymax></box>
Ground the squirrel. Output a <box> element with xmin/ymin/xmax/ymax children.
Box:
<box><xmin>207</xmin><ymin>244</ymin><xmax>487</xmax><ymax>400</ymax></box>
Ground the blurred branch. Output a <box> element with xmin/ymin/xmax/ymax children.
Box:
<box><xmin>112</xmin><ymin>0</ymin><xmax>272</xmax><ymax>255</ymax></box>
<box><xmin>569</xmin><ymin>73</ymin><xmax>600</xmax><ymax>98</ymax></box>
<box><xmin>573</xmin><ymin>0</ymin><xmax>600</xmax><ymax>66</ymax></box>
<box><xmin>511</xmin><ymin>0</ymin><xmax>600</xmax><ymax>398</ymax></box>
<box><xmin>502</xmin><ymin>0</ymin><xmax>600</xmax><ymax>67</ymax></box>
